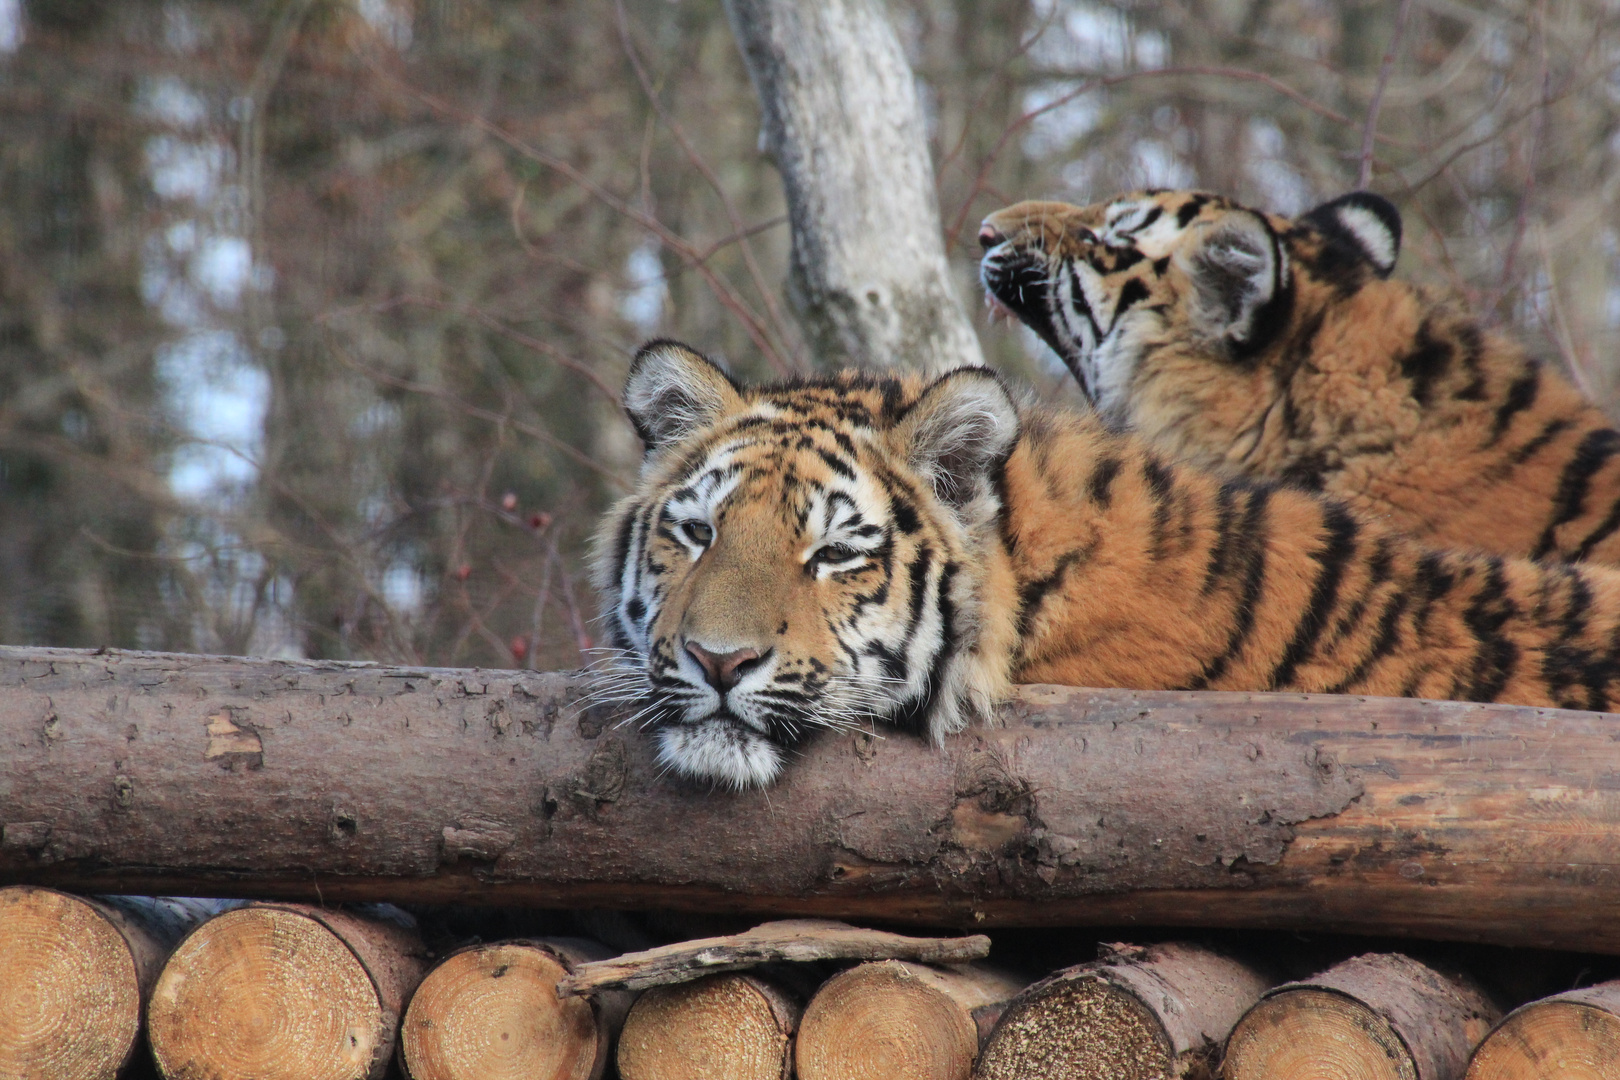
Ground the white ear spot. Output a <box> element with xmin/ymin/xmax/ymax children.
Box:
<box><xmin>1335</xmin><ymin>204</ymin><xmax>1397</xmax><ymax>274</ymax></box>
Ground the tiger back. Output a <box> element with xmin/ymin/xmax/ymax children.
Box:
<box><xmin>593</xmin><ymin>340</ymin><xmax>1620</xmax><ymax>787</ymax></box>
<box><xmin>978</xmin><ymin>189</ymin><xmax>1620</xmax><ymax>565</ymax></box>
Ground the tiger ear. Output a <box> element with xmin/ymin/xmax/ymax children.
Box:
<box><xmin>622</xmin><ymin>339</ymin><xmax>743</xmax><ymax>452</ymax></box>
<box><xmin>1301</xmin><ymin>191</ymin><xmax>1401</xmax><ymax>278</ymax></box>
<box><xmin>895</xmin><ymin>368</ymin><xmax>1020</xmax><ymax>510</ymax></box>
<box><xmin>1176</xmin><ymin>211</ymin><xmax>1290</xmax><ymax>357</ymax></box>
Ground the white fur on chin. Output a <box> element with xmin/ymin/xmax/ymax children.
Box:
<box><xmin>656</xmin><ymin>720</ymin><xmax>784</xmax><ymax>789</ymax></box>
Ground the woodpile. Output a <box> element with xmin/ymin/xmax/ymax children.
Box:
<box><xmin>7</xmin><ymin>890</ymin><xmax>1620</xmax><ymax>1077</ymax></box>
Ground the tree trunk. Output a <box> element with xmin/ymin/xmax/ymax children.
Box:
<box><xmin>10</xmin><ymin>647</ymin><xmax>1620</xmax><ymax>952</ymax></box>
<box><xmin>973</xmin><ymin>942</ymin><xmax>1272</xmax><ymax>1080</ymax></box>
<box><xmin>400</xmin><ymin>938</ymin><xmax>626</xmax><ymax>1080</ymax></box>
<box><xmin>795</xmin><ymin>961</ymin><xmax>1026</xmax><ymax>1080</ymax></box>
<box><xmin>147</xmin><ymin>902</ymin><xmax>427</xmax><ymax>1080</ymax></box>
<box><xmin>721</xmin><ymin>0</ymin><xmax>986</xmax><ymax>372</ymax></box>
<box><xmin>0</xmin><ymin>888</ymin><xmax>211</xmax><ymax>1079</ymax></box>
<box><xmin>618</xmin><ymin>972</ymin><xmax>801</xmax><ymax>1080</ymax></box>
<box><xmin>1465</xmin><ymin>981</ymin><xmax>1620</xmax><ymax>1079</ymax></box>
<box><xmin>1223</xmin><ymin>953</ymin><xmax>1499</xmax><ymax>1080</ymax></box>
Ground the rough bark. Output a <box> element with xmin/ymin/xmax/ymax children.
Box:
<box><xmin>147</xmin><ymin>902</ymin><xmax>427</xmax><ymax>1080</ymax></box>
<box><xmin>560</xmin><ymin>920</ymin><xmax>989</xmax><ymax>996</ymax></box>
<box><xmin>1224</xmin><ymin>953</ymin><xmax>1499</xmax><ymax>1080</ymax></box>
<box><xmin>617</xmin><ymin>972</ymin><xmax>801</xmax><ymax>1080</ymax></box>
<box><xmin>973</xmin><ymin>942</ymin><xmax>1272</xmax><ymax>1080</ymax></box>
<box><xmin>796</xmin><ymin>961</ymin><xmax>1026</xmax><ymax>1080</ymax></box>
<box><xmin>399</xmin><ymin>937</ymin><xmax>627</xmax><ymax>1080</ymax></box>
<box><xmin>0</xmin><ymin>888</ymin><xmax>210</xmax><ymax>1079</ymax></box>
<box><xmin>9</xmin><ymin>648</ymin><xmax>1620</xmax><ymax>951</ymax></box>
<box><xmin>1465</xmin><ymin>980</ymin><xmax>1620</xmax><ymax>1079</ymax></box>
<box><xmin>721</xmin><ymin>0</ymin><xmax>986</xmax><ymax>372</ymax></box>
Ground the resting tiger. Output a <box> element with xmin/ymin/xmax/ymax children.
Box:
<box><xmin>592</xmin><ymin>340</ymin><xmax>1620</xmax><ymax>787</ymax></box>
<box><xmin>978</xmin><ymin>189</ymin><xmax>1620</xmax><ymax>565</ymax></box>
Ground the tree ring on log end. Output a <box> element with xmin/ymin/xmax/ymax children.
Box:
<box><xmin>149</xmin><ymin>906</ymin><xmax>385</xmax><ymax>1080</ymax></box>
<box><xmin>1224</xmin><ymin>988</ymin><xmax>1417</xmax><ymax>1080</ymax></box>
<box><xmin>617</xmin><ymin>973</ymin><xmax>793</xmax><ymax>1080</ymax></box>
<box><xmin>974</xmin><ymin>976</ymin><xmax>1171</xmax><ymax>1080</ymax></box>
<box><xmin>401</xmin><ymin>942</ymin><xmax>600</xmax><ymax>1080</ymax></box>
<box><xmin>1466</xmin><ymin>997</ymin><xmax>1620</xmax><ymax>1079</ymax></box>
<box><xmin>796</xmin><ymin>961</ymin><xmax>979</xmax><ymax>1080</ymax></box>
<box><xmin>0</xmin><ymin>886</ymin><xmax>142</xmax><ymax>1079</ymax></box>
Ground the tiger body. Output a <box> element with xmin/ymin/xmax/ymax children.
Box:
<box><xmin>594</xmin><ymin>340</ymin><xmax>1620</xmax><ymax>786</ymax></box>
<box><xmin>979</xmin><ymin>190</ymin><xmax>1620</xmax><ymax>564</ymax></box>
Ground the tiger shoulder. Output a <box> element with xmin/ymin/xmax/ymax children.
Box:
<box><xmin>591</xmin><ymin>341</ymin><xmax>1620</xmax><ymax>787</ymax></box>
<box><xmin>979</xmin><ymin>188</ymin><xmax>1620</xmax><ymax>565</ymax></box>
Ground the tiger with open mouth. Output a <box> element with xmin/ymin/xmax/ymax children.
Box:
<box><xmin>979</xmin><ymin>189</ymin><xmax>1620</xmax><ymax>565</ymax></box>
<box><xmin>591</xmin><ymin>339</ymin><xmax>1620</xmax><ymax>787</ymax></box>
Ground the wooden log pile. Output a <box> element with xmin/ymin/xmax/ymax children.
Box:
<box><xmin>7</xmin><ymin>886</ymin><xmax>1620</xmax><ymax>1079</ymax></box>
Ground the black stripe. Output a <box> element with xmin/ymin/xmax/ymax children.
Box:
<box><xmin>1488</xmin><ymin>364</ymin><xmax>1541</xmax><ymax>444</ymax></box>
<box><xmin>1509</xmin><ymin>417</ymin><xmax>1573</xmax><ymax>467</ymax></box>
<box><xmin>1185</xmin><ymin>486</ymin><xmax>1271</xmax><ymax>689</ymax></box>
<box><xmin>1144</xmin><ymin>457</ymin><xmax>1175</xmax><ymax>558</ymax></box>
<box><xmin>815</xmin><ymin>446</ymin><xmax>856</xmax><ymax>480</ymax></box>
<box><xmin>1202</xmin><ymin>479</ymin><xmax>1244</xmax><ymax>594</ymax></box>
<box><xmin>1016</xmin><ymin>549</ymin><xmax>1089</xmax><ymax>638</ymax></box>
<box><xmin>1408</xmin><ymin>550</ymin><xmax>1456</xmax><ymax>636</ymax></box>
<box><xmin>893</xmin><ymin>561</ymin><xmax>958</xmax><ymax>734</ymax></box>
<box><xmin>1456</xmin><ymin>558</ymin><xmax>1519</xmax><ymax>702</ymax></box>
<box><xmin>1533</xmin><ymin>428</ymin><xmax>1620</xmax><ymax>559</ymax></box>
<box><xmin>1089</xmin><ymin>456</ymin><xmax>1123</xmax><ymax>507</ymax></box>
<box><xmin>1399</xmin><ymin>318</ymin><xmax>1452</xmax><ymax>407</ymax></box>
<box><xmin>1574</xmin><ymin>495</ymin><xmax>1620</xmax><ymax>561</ymax></box>
<box><xmin>1269</xmin><ymin>503</ymin><xmax>1360</xmax><ymax>689</ymax></box>
<box><xmin>1324</xmin><ymin>591</ymin><xmax>1409</xmax><ymax>694</ymax></box>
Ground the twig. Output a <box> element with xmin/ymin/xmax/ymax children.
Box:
<box><xmin>558</xmin><ymin>919</ymin><xmax>992</xmax><ymax>996</ymax></box>
<box><xmin>1356</xmin><ymin>0</ymin><xmax>1417</xmax><ymax>188</ymax></box>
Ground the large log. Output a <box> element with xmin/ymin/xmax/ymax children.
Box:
<box><xmin>5</xmin><ymin>647</ymin><xmax>1620</xmax><ymax>950</ymax></box>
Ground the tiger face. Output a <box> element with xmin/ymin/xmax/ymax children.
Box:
<box><xmin>978</xmin><ymin>190</ymin><xmax>1401</xmax><ymax>469</ymax></box>
<box><xmin>590</xmin><ymin>341</ymin><xmax>1020</xmax><ymax>787</ymax></box>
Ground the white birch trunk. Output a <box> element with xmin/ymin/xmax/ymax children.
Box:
<box><xmin>723</xmin><ymin>0</ymin><xmax>986</xmax><ymax>373</ymax></box>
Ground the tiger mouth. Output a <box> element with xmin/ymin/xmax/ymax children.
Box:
<box><xmin>980</xmin><ymin>247</ymin><xmax>1074</xmax><ymax>368</ymax></box>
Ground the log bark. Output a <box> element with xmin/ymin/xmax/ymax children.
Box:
<box><xmin>796</xmin><ymin>961</ymin><xmax>1026</xmax><ymax>1080</ymax></box>
<box><xmin>147</xmin><ymin>902</ymin><xmax>427</xmax><ymax>1080</ymax></box>
<box><xmin>1465</xmin><ymin>980</ymin><xmax>1620</xmax><ymax>1079</ymax></box>
<box><xmin>721</xmin><ymin>0</ymin><xmax>985</xmax><ymax>372</ymax></box>
<box><xmin>973</xmin><ymin>942</ymin><xmax>1272</xmax><ymax>1080</ymax></box>
<box><xmin>0</xmin><ymin>888</ymin><xmax>210</xmax><ymax>1079</ymax></box>
<box><xmin>11</xmin><ymin>647</ymin><xmax>1620</xmax><ymax>951</ymax></box>
<box><xmin>617</xmin><ymin>972</ymin><xmax>801</xmax><ymax>1080</ymax></box>
<box><xmin>559</xmin><ymin>919</ymin><xmax>989</xmax><ymax>996</ymax></box>
<box><xmin>399</xmin><ymin>937</ymin><xmax>627</xmax><ymax>1080</ymax></box>
<box><xmin>1223</xmin><ymin>953</ymin><xmax>1499</xmax><ymax>1080</ymax></box>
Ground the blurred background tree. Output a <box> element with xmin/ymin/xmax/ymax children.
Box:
<box><xmin>0</xmin><ymin>0</ymin><xmax>1614</xmax><ymax>668</ymax></box>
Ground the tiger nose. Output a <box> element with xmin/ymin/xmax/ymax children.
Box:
<box><xmin>978</xmin><ymin>222</ymin><xmax>1006</xmax><ymax>250</ymax></box>
<box><xmin>685</xmin><ymin>643</ymin><xmax>764</xmax><ymax>692</ymax></box>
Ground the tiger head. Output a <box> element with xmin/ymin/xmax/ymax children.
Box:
<box><xmin>590</xmin><ymin>341</ymin><xmax>1021</xmax><ymax>787</ymax></box>
<box><xmin>978</xmin><ymin>189</ymin><xmax>1401</xmax><ymax>470</ymax></box>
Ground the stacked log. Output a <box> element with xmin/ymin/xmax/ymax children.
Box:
<box><xmin>973</xmin><ymin>942</ymin><xmax>1271</xmax><ymax>1080</ymax></box>
<box><xmin>146</xmin><ymin>902</ymin><xmax>426</xmax><ymax>1080</ymax></box>
<box><xmin>0</xmin><ymin>887</ymin><xmax>209</xmax><ymax>1079</ymax></box>
<box><xmin>617</xmin><ymin>972</ymin><xmax>801</xmax><ymax>1080</ymax></box>
<box><xmin>795</xmin><ymin>961</ymin><xmax>1025</xmax><ymax>1080</ymax></box>
<box><xmin>398</xmin><ymin>937</ymin><xmax>627</xmax><ymax>1080</ymax></box>
<box><xmin>1466</xmin><ymin>981</ymin><xmax>1620</xmax><ymax>1078</ymax></box>
<box><xmin>1223</xmin><ymin>953</ymin><xmax>1499</xmax><ymax>1079</ymax></box>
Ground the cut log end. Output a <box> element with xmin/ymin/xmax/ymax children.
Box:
<box><xmin>401</xmin><ymin>942</ymin><xmax>601</xmax><ymax>1080</ymax></box>
<box><xmin>796</xmin><ymin>961</ymin><xmax>1021</xmax><ymax>1080</ymax></box>
<box><xmin>148</xmin><ymin>904</ymin><xmax>414</xmax><ymax>1080</ymax></box>
<box><xmin>0</xmin><ymin>886</ymin><xmax>142</xmax><ymax>1079</ymax></box>
<box><xmin>617</xmin><ymin>973</ymin><xmax>796</xmax><ymax>1080</ymax></box>
<box><xmin>1223</xmin><ymin>989</ymin><xmax>1416</xmax><ymax>1080</ymax></box>
<box><xmin>973</xmin><ymin>977</ymin><xmax>1171</xmax><ymax>1080</ymax></box>
<box><xmin>1467</xmin><ymin>984</ymin><xmax>1620</xmax><ymax>1079</ymax></box>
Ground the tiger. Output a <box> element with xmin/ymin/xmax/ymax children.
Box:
<box><xmin>978</xmin><ymin>189</ymin><xmax>1620</xmax><ymax>565</ymax></box>
<box><xmin>591</xmin><ymin>339</ymin><xmax>1620</xmax><ymax>788</ymax></box>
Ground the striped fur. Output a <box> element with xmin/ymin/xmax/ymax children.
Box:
<box><xmin>979</xmin><ymin>190</ymin><xmax>1620</xmax><ymax>564</ymax></box>
<box><xmin>594</xmin><ymin>340</ymin><xmax>1620</xmax><ymax>786</ymax></box>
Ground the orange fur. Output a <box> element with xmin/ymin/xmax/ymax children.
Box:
<box><xmin>981</xmin><ymin>190</ymin><xmax>1620</xmax><ymax>565</ymax></box>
